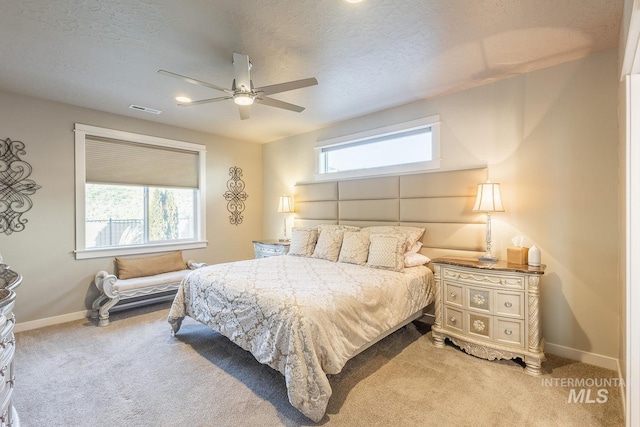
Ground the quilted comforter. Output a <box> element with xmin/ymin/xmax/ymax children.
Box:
<box><xmin>168</xmin><ymin>255</ymin><xmax>433</xmax><ymax>422</ymax></box>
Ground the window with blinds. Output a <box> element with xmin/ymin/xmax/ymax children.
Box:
<box><xmin>74</xmin><ymin>124</ymin><xmax>207</xmax><ymax>259</ymax></box>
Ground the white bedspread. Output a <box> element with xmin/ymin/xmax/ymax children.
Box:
<box><xmin>168</xmin><ymin>255</ymin><xmax>433</xmax><ymax>422</ymax></box>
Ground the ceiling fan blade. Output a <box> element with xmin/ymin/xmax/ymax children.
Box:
<box><xmin>178</xmin><ymin>96</ymin><xmax>232</xmax><ymax>106</ymax></box>
<box><xmin>239</xmin><ymin>105</ymin><xmax>251</xmax><ymax>120</ymax></box>
<box><xmin>158</xmin><ymin>70</ymin><xmax>232</xmax><ymax>94</ymax></box>
<box><xmin>255</xmin><ymin>77</ymin><xmax>318</xmax><ymax>96</ymax></box>
<box><xmin>255</xmin><ymin>96</ymin><xmax>305</xmax><ymax>113</ymax></box>
<box><xmin>232</xmin><ymin>52</ymin><xmax>252</xmax><ymax>91</ymax></box>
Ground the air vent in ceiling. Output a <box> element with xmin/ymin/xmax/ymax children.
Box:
<box><xmin>128</xmin><ymin>104</ymin><xmax>162</xmax><ymax>114</ymax></box>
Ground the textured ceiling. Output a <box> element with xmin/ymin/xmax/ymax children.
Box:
<box><xmin>0</xmin><ymin>0</ymin><xmax>623</xmax><ymax>144</ymax></box>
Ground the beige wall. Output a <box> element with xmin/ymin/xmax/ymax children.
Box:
<box><xmin>0</xmin><ymin>90</ymin><xmax>262</xmax><ymax>324</ymax></box>
<box><xmin>264</xmin><ymin>49</ymin><xmax>620</xmax><ymax>360</ymax></box>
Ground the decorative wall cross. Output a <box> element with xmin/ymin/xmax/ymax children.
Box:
<box><xmin>0</xmin><ymin>138</ymin><xmax>41</xmax><ymax>235</ymax></box>
<box><xmin>223</xmin><ymin>166</ymin><xmax>248</xmax><ymax>225</ymax></box>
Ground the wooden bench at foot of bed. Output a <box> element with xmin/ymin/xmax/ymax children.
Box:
<box><xmin>91</xmin><ymin>251</ymin><xmax>206</xmax><ymax>326</ymax></box>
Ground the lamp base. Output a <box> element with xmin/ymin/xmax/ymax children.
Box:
<box><xmin>278</xmin><ymin>238</ymin><xmax>290</xmax><ymax>243</ymax></box>
<box><xmin>478</xmin><ymin>255</ymin><xmax>498</xmax><ymax>263</ymax></box>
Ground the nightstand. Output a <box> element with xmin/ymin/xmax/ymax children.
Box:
<box><xmin>252</xmin><ymin>240</ymin><xmax>290</xmax><ymax>258</ymax></box>
<box><xmin>431</xmin><ymin>257</ymin><xmax>546</xmax><ymax>375</ymax></box>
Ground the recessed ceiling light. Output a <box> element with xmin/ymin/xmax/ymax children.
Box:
<box><xmin>175</xmin><ymin>96</ymin><xmax>191</xmax><ymax>103</ymax></box>
<box><xmin>344</xmin><ymin>0</ymin><xmax>363</xmax><ymax>3</ymax></box>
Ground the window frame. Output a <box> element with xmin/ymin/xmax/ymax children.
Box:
<box><xmin>74</xmin><ymin>123</ymin><xmax>207</xmax><ymax>260</ymax></box>
<box><xmin>314</xmin><ymin>115</ymin><xmax>441</xmax><ymax>181</ymax></box>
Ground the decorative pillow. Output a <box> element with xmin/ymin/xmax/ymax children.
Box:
<box><xmin>116</xmin><ymin>250</ymin><xmax>186</xmax><ymax>280</ymax></box>
<box><xmin>338</xmin><ymin>231</ymin><xmax>370</xmax><ymax>265</ymax></box>
<box><xmin>366</xmin><ymin>233</ymin><xmax>405</xmax><ymax>272</ymax></box>
<box><xmin>361</xmin><ymin>226</ymin><xmax>425</xmax><ymax>252</ymax></box>
<box><xmin>404</xmin><ymin>252</ymin><xmax>431</xmax><ymax>267</ymax></box>
<box><xmin>311</xmin><ymin>224</ymin><xmax>356</xmax><ymax>262</ymax></box>
<box><xmin>288</xmin><ymin>227</ymin><xmax>319</xmax><ymax>257</ymax></box>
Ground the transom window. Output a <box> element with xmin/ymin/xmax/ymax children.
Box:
<box><xmin>315</xmin><ymin>116</ymin><xmax>440</xmax><ymax>180</ymax></box>
<box><xmin>74</xmin><ymin>124</ymin><xmax>207</xmax><ymax>259</ymax></box>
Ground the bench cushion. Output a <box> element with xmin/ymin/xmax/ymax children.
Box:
<box><xmin>113</xmin><ymin>269</ymin><xmax>192</xmax><ymax>293</ymax></box>
<box><xmin>116</xmin><ymin>251</ymin><xmax>186</xmax><ymax>279</ymax></box>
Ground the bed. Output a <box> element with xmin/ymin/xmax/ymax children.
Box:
<box><xmin>168</xmin><ymin>247</ymin><xmax>433</xmax><ymax>421</ymax></box>
<box><xmin>168</xmin><ymin>168</ymin><xmax>488</xmax><ymax>421</ymax></box>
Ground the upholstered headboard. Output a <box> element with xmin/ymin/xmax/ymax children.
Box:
<box><xmin>293</xmin><ymin>168</ymin><xmax>488</xmax><ymax>259</ymax></box>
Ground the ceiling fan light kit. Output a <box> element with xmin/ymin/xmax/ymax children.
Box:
<box><xmin>233</xmin><ymin>92</ymin><xmax>255</xmax><ymax>106</ymax></box>
<box><xmin>159</xmin><ymin>52</ymin><xmax>317</xmax><ymax>120</ymax></box>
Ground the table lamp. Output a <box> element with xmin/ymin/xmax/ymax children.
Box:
<box><xmin>277</xmin><ymin>195</ymin><xmax>293</xmax><ymax>242</ymax></box>
<box><xmin>472</xmin><ymin>181</ymin><xmax>504</xmax><ymax>263</ymax></box>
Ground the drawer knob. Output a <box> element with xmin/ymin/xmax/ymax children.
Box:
<box><xmin>449</xmin><ymin>292</ymin><xmax>457</xmax><ymax>299</ymax></box>
<box><xmin>504</xmin><ymin>302</ymin><xmax>513</xmax><ymax>308</ymax></box>
<box><xmin>449</xmin><ymin>316</ymin><xmax>457</xmax><ymax>324</ymax></box>
<box><xmin>505</xmin><ymin>329</ymin><xmax>513</xmax><ymax>335</ymax></box>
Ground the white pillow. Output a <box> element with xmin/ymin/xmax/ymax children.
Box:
<box><xmin>404</xmin><ymin>241</ymin><xmax>423</xmax><ymax>255</ymax></box>
<box><xmin>288</xmin><ymin>227</ymin><xmax>318</xmax><ymax>257</ymax></box>
<box><xmin>338</xmin><ymin>231</ymin><xmax>370</xmax><ymax>265</ymax></box>
<box><xmin>366</xmin><ymin>233</ymin><xmax>405</xmax><ymax>272</ymax></box>
<box><xmin>404</xmin><ymin>252</ymin><xmax>431</xmax><ymax>267</ymax></box>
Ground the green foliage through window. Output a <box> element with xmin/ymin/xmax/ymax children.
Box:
<box><xmin>149</xmin><ymin>189</ymin><xmax>179</xmax><ymax>241</ymax></box>
<box><xmin>85</xmin><ymin>184</ymin><xmax>195</xmax><ymax>248</ymax></box>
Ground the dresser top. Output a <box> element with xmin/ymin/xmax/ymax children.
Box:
<box><xmin>432</xmin><ymin>256</ymin><xmax>546</xmax><ymax>275</ymax></box>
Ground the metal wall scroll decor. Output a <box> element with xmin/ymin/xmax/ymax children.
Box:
<box><xmin>0</xmin><ymin>138</ymin><xmax>41</xmax><ymax>235</ymax></box>
<box><xmin>223</xmin><ymin>166</ymin><xmax>248</xmax><ymax>225</ymax></box>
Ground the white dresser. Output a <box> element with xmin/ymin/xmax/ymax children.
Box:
<box><xmin>0</xmin><ymin>267</ymin><xmax>21</xmax><ymax>426</ymax></box>
<box><xmin>431</xmin><ymin>257</ymin><xmax>545</xmax><ymax>375</ymax></box>
<box><xmin>252</xmin><ymin>240</ymin><xmax>290</xmax><ymax>258</ymax></box>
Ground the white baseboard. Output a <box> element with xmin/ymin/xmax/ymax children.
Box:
<box><xmin>14</xmin><ymin>310</ymin><xmax>91</xmax><ymax>333</ymax></box>
<box><xmin>545</xmin><ymin>342</ymin><xmax>619</xmax><ymax>371</ymax></box>
<box><xmin>617</xmin><ymin>358</ymin><xmax>626</xmax><ymax>416</ymax></box>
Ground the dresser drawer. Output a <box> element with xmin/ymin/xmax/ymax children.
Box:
<box><xmin>495</xmin><ymin>291</ymin><xmax>524</xmax><ymax>318</ymax></box>
<box><xmin>495</xmin><ymin>318</ymin><xmax>524</xmax><ymax>347</ymax></box>
<box><xmin>445</xmin><ymin>283</ymin><xmax>463</xmax><ymax>307</ymax></box>
<box><xmin>444</xmin><ymin>306</ymin><xmax>464</xmax><ymax>332</ymax></box>
<box><xmin>467</xmin><ymin>312</ymin><xmax>492</xmax><ymax>340</ymax></box>
<box><xmin>445</xmin><ymin>268</ymin><xmax>525</xmax><ymax>290</ymax></box>
<box><xmin>467</xmin><ymin>286</ymin><xmax>491</xmax><ymax>314</ymax></box>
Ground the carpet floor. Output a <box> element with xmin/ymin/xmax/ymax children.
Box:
<box><xmin>13</xmin><ymin>303</ymin><xmax>624</xmax><ymax>426</ymax></box>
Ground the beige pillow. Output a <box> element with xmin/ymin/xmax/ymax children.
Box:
<box><xmin>366</xmin><ymin>234</ymin><xmax>405</xmax><ymax>272</ymax></box>
<box><xmin>288</xmin><ymin>227</ymin><xmax>319</xmax><ymax>257</ymax></box>
<box><xmin>361</xmin><ymin>226</ymin><xmax>425</xmax><ymax>252</ymax></box>
<box><xmin>338</xmin><ymin>231</ymin><xmax>370</xmax><ymax>265</ymax></box>
<box><xmin>116</xmin><ymin>250</ymin><xmax>186</xmax><ymax>280</ymax></box>
<box><xmin>311</xmin><ymin>225</ymin><xmax>348</xmax><ymax>262</ymax></box>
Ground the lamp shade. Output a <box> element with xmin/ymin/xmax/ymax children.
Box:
<box><xmin>277</xmin><ymin>195</ymin><xmax>293</xmax><ymax>213</ymax></box>
<box><xmin>472</xmin><ymin>182</ymin><xmax>504</xmax><ymax>212</ymax></box>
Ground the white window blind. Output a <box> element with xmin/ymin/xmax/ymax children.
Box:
<box><xmin>85</xmin><ymin>136</ymin><xmax>199</xmax><ymax>189</ymax></box>
<box><xmin>74</xmin><ymin>123</ymin><xmax>207</xmax><ymax>259</ymax></box>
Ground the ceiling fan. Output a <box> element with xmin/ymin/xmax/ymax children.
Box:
<box><xmin>158</xmin><ymin>52</ymin><xmax>318</xmax><ymax>120</ymax></box>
